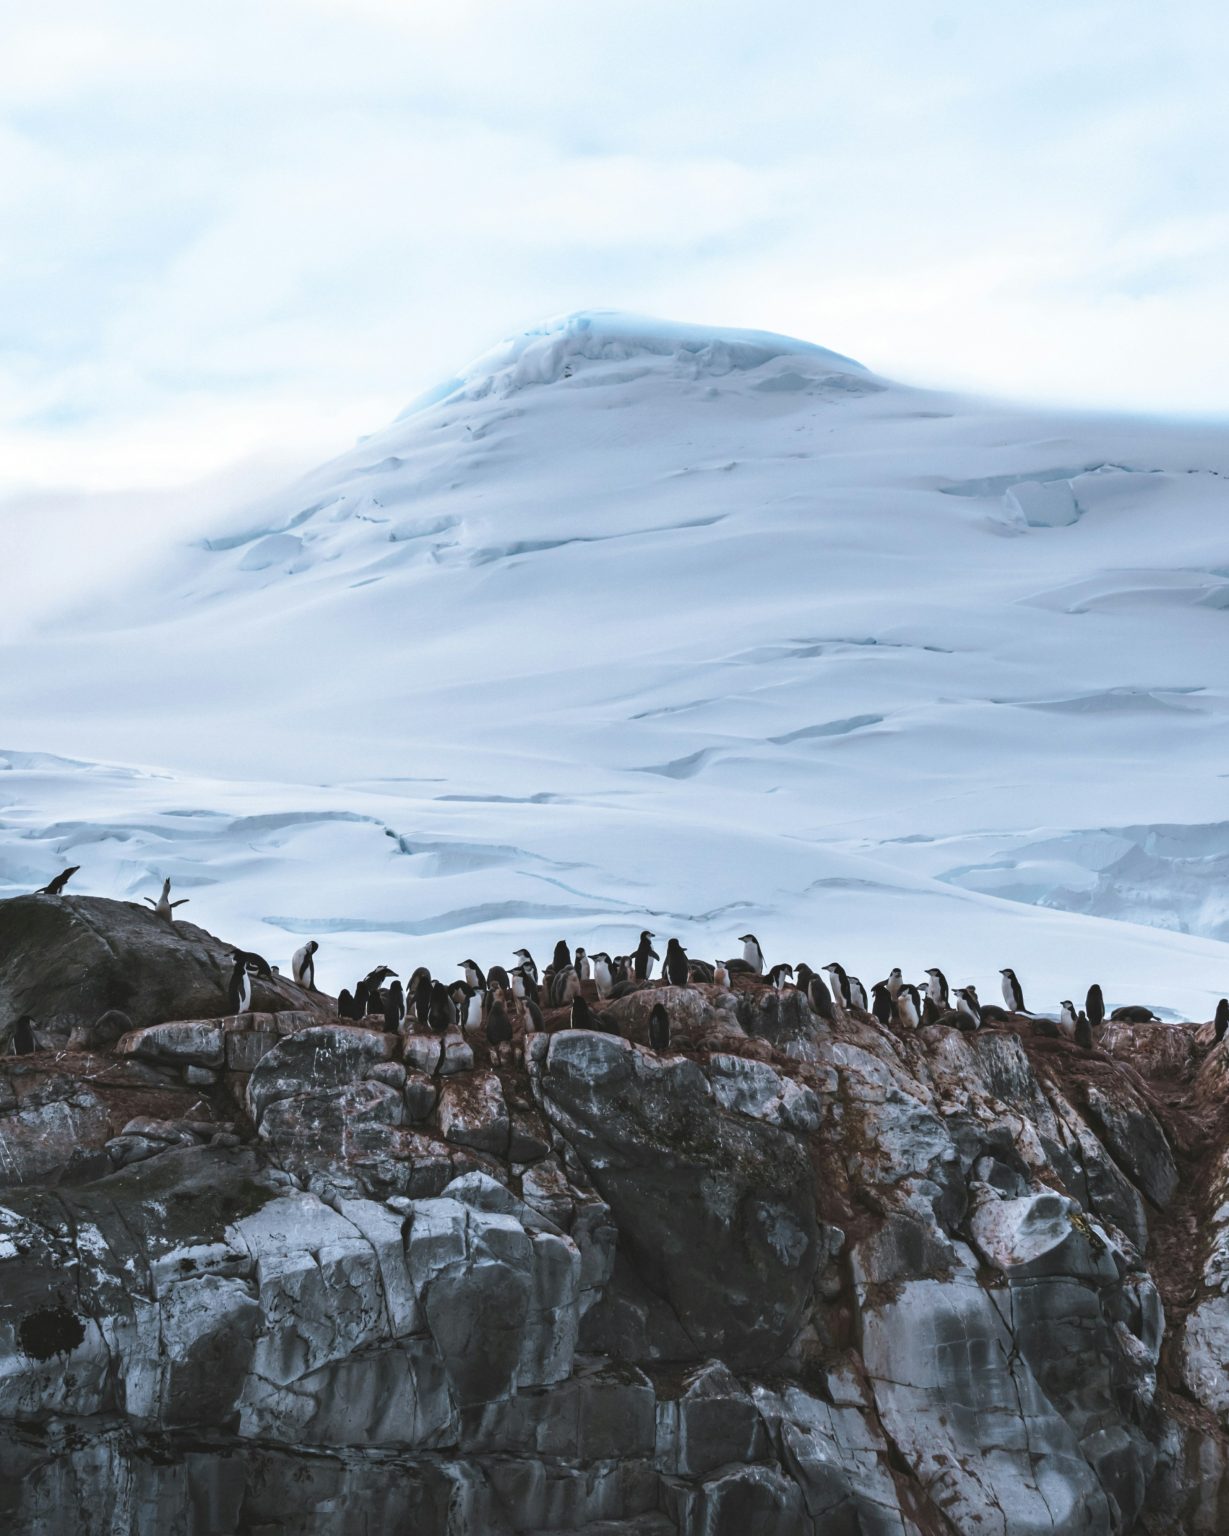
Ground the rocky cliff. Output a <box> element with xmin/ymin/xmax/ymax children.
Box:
<box><xmin>2</xmin><ymin>895</ymin><xmax>1228</xmax><ymax>1534</ymax></box>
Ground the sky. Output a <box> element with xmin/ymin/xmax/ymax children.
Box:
<box><xmin>1</xmin><ymin>0</ymin><xmax>1227</xmax><ymax>506</ymax></box>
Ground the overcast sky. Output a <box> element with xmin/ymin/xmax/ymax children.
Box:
<box><xmin>2</xmin><ymin>0</ymin><xmax>1226</xmax><ymax>499</ymax></box>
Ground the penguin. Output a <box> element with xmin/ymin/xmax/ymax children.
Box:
<box><xmin>1086</xmin><ymin>983</ymin><xmax>1105</xmax><ymax>1031</ymax></box>
<box><xmin>574</xmin><ymin>948</ymin><xmax>591</xmax><ymax>981</ymax></box>
<box><xmin>383</xmin><ymin>980</ymin><xmax>406</xmax><ymax>1034</ymax></box>
<box><xmin>143</xmin><ymin>877</ymin><xmax>189</xmax><ymax>924</ymax></box>
<box><xmin>485</xmin><ymin>992</ymin><xmax>513</xmax><ymax>1055</ymax></box>
<box><xmin>454</xmin><ymin>982</ymin><xmax>483</xmax><ymax>1035</ymax></box>
<box><xmin>1109</xmin><ymin>1004</ymin><xmax>1160</xmax><ymax>1024</ymax></box>
<box><xmin>767</xmin><ymin>963</ymin><xmax>795</xmax><ymax>991</ymax></box>
<box><xmin>870</xmin><ymin>982</ymin><xmax>893</xmax><ymax>1025</ymax></box>
<box><xmin>1030</xmin><ymin>1015</ymin><xmax>1062</xmax><ymax>1038</ymax></box>
<box><xmin>1075</xmin><ymin>1011</ymin><xmax>1093</xmax><ymax>1051</ymax></box>
<box><xmin>337</xmin><ymin>988</ymin><xmax>359</xmax><ymax>1020</ymax></box>
<box><xmin>428</xmin><ymin>981</ymin><xmax>456</xmax><ymax>1035</ymax></box>
<box><xmin>363</xmin><ymin>965</ymin><xmax>397</xmax><ymax>996</ymax></box>
<box><xmin>1000</xmin><ymin>968</ymin><xmax>1028</xmax><ymax>1014</ymax></box>
<box><xmin>487</xmin><ymin>964</ymin><xmax>512</xmax><ymax>993</ymax></box>
<box><xmin>458</xmin><ymin>959</ymin><xmax>486</xmax><ymax>991</ymax></box>
<box><xmin>823</xmin><ymin>963</ymin><xmax>853</xmax><ymax>1009</ymax></box>
<box><xmin>10</xmin><ymin>1015</ymin><xmax>36</xmax><ymax>1055</ymax></box>
<box><xmin>954</xmin><ymin>986</ymin><xmax>981</xmax><ymax>1029</ymax></box>
<box><xmin>979</xmin><ymin>1003</ymin><xmax>1012</xmax><ymax>1025</ymax></box>
<box><xmin>511</xmin><ymin>965</ymin><xmax>540</xmax><ymax>1006</ymax></box>
<box><xmin>550</xmin><ymin>966</ymin><xmax>582</xmax><ymax>1007</ymax></box>
<box><xmin>884</xmin><ymin>967</ymin><xmax>904</xmax><ymax>999</ymax></box>
<box><xmin>612</xmin><ymin>955</ymin><xmax>632</xmax><ymax>987</ymax></box>
<box><xmin>663</xmin><ymin>939</ymin><xmax>689</xmax><ymax>988</ymax></box>
<box><xmin>234</xmin><ymin>948</ymin><xmax>274</xmax><ymax>980</ymax></box>
<box><xmin>632</xmin><ymin>931</ymin><xmax>658</xmax><ymax>982</ymax></box>
<box><xmin>714</xmin><ymin>960</ymin><xmax>731</xmax><ymax>990</ymax></box>
<box><xmin>795</xmin><ymin>963</ymin><xmax>815</xmax><ymax>993</ymax></box>
<box><xmin>848</xmin><ymin>975</ymin><xmax>868</xmax><ymax>1011</ymax></box>
<box><xmin>1058</xmin><ymin>1000</ymin><xmax>1078</xmax><ymax>1038</ymax></box>
<box><xmin>806</xmin><ymin>972</ymin><xmax>835</xmax><ymax>1022</ymax></box>
<box><xmin>921</xmin><ymin>994</ymin><xmax>941</xmax><ymax>1027</ymax></box>
<box><xmin>36</xmin><ymin>866</ymin><xmax>79</xmax><ymax>897</ymax></box>
<box><xmin>924</xmin><ymin>969</ymin><xmax>949</xmax><ymax>1009</ymax></box>
<box><xmin>414</xmin><ymin>974</ymin><xmax>433</xmax><ymax>1030</ymax></box>
<box><xmin>591</xmin><ymin>952</ymin><xmax>615</xmax><ymax>1000</ymax></box>
<box><xmin>738</xmin><ymin>934</ymin><xmax>765</xmax><ymax>975</ymax></box>
<box><xmin>571</xmin><ymin>994</ymin><xmax>618</xmax><ymax>1034</ymax></box>
<box><xmin>512</xmin><ymin>949</ymin><xmax>539</xmax><ymax>984</ymax></box>
<box><xmin>292</xmin><ymin>940</ymin><xmax>319</xmax><ymax>989</ymax></box>
<box><xmin>524</xmin><ymin>998</ymin><xmax>545</xmax><ymax>1034</ymax></box>
<box><xmin>228</xmin><ymin>957</ymin><xmax>253</xmax><ymax>1015</ymax></box>
<box><xmin>896</xmin><ymin>984</ymin><xmax>921</xmax><ymax>1029</ymax></box>
<box><xmin>648</xmin><ymin>1003</ymin><xmax>670</xmax><ymax>1052</ymax></box>
<box><xmin>1215</xmin><ymin>998</ymin><xmax>1229</xmax><ymax>1045</ymax></box>
<box><xmin>353</xmin><ymin>980</ymin><xmax>371</xmax><ymax>1020</ymax></box>
<box><xmin>687</xmin><ymin>960</ymin><xmax>716</xmax><ymax>984</ymax></box>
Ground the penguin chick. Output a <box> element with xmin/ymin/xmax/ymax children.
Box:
<box><xmin>714</xmin><ymin>959</ymin><xmax>731</xmax><ymax>989</ymax></box>
<box><xmin>1085</xmin><ymin>983</ymin><xmax>1105</xmax><ymax>1030</ymax></box>
<box><xmin>487</xmin><ymin>965</ymin><xmax>511</xmax><ymax>993</ymax></box>
<box><xmin>37</xmin><ymin>866</ymin><xmax>79</xmax><ymax>897</ymax></box>
<box><xmin>550</xmin><ymin>966</ymin><xmax>581</xmax><ymax>1008</ymax></box>
<box><xmin>663</xmin><ymin>938</ymin><xmax>689</xmax><ymax>987</ymax></box>
<box><xmin>687</xmin><ymin>960</ymin><xmax>716</xmax><ymax>984</ymax></box>
<box><xmin>1075</xmin><ymin>1011</ymin><xmax>1093</xmax><ymax>1051</ymax></box>
<box><xmin>485</xmin><ymin>992</ymin><xmax>513</xmax><ymax>1054</ymax></box>
<box><xmin>648</xmin><ymin>1003</ymin><xmax>670</xmax><ymax>1052</ymax></box>
<box><xmin>292</xmin><ymin>939</ymin><xmax>319</xmax><ymax>989</ymax></box>
<box><xmin>429</xmin><ymin>980</ymin><xmax>457</xmax><ymax>1036</ymax></box>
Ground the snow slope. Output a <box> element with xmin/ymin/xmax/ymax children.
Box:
<box><xmin>3</xmin><ymin>311</ymin><xmax>1228</xmax><ymax>1014</ymax></box>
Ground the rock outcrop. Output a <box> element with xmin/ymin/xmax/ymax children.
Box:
<box><xmin>2</xmin><ymin>896</ymin><xmax>1229</xmax><ymax>1533</ymax></box>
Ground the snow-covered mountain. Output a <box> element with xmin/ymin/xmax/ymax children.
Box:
<box><xmin>3</xmin><ymin>311</ymin><xmax>1228</xmax><ymax>1013</ymax></box>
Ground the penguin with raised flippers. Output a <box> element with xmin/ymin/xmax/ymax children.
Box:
<box><xmin>37</xmin><ymin>866</ymin><xmax>79</xmax><ymax>897</ymax></box>
<box><xmin>632</xmin><ymin>931</ymin><xmax>658</xmax><ymax>982</ymax></box>
<box><xmin>383</xmin><ymin>980</ymin><xmax>406</xmax><ymax>1034</ymax></box>
<box><xmin>1086</xmin><ymin>984</ymin><xmax>1105</xmax><ymax>1030</ymax></box>
<box><xmin>144</xmin><ymin>878</ymin><xmax>189</xmax><ymax>925</ymax></box>
<box><xmin>663</xmin><ymin>939</ymin><xmax>689</xmax><ymax>987</ymax></box>
<box><xmin>649</xmin><ymin>1003</ymin><xmax>670</xmax><ymax>1052</ymax></box>
<box><xmin>363</xmin><ymin>965</ymin><xmax>396</xmax><ymax>997</ymax></box>
<box><xmin>292</xmin><ymin>940</ymin><xmax>319</xmax><ymax>989</ymax></box>
<box><xmin>1215</xmin><ymin>999</ymin><xmax>1229</xmax><ymax>1045</ymax></box>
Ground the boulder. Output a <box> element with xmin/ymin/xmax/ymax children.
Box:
<box><xmin>246</xmin><ymin>1025</ymin><xmax>398</xmax><ymax>1125</ymax></box>
<box><xmin>437</xmin><ymin>1072</ymin><xmax>510</xmax><ymax>1156</ymax></box>
<box><xmin>0</xmin><ymin>894</ymin><xmax>327</xmax><ymax>1038</ymax></box>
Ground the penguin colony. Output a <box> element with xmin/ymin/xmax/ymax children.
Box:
<box><xmin>8</xmin><ymin>872</ymin><xmax>1229</xmax><ymax>1058</ymax></box>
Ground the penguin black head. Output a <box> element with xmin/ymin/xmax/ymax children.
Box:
<box><xmin>367</xmin><ymin>965</ymin><xmax>397</xmax><ymax>987</ymax></box>
<box><xmin>11</xmin><ymin>1015</ymin><xmax>36</xmax><ymax>1055</ymax></box>
<box><xmin>571</xmin><ymin>994</ymin><xmax>595</xmax><ymax>1030</ymax></box>
<box><xmin>648</xmin><ymin>1003</ymin><xmax>670</xmax><ymax>1051</ymax></box>
<box><xmin>1215</xmin><ymin>998</ymin><xmax>1229</xmax><ymax>1042</ymax></box>
<box><xmin>552</xmin><ymin>939</ymin><xmax>571</xmax><ymax>970</ymax></box>
<box><xmin>307</xmin><ymin>940</ymin><xmax>319</xmax><ymax>956</ymax></box>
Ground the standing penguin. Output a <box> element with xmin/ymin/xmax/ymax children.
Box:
<box><xmin>574</xmin><ymin>948</ymin><xmax>591</xmax><ymax>981</ymax></box>
<box><xmin>1058</xmin><ymin>1000</ymin><xmax>1079</xmax><ymax>1038</ymax></box>
<box><xmin>737</xmin><ymin>935</ymin><xmax>765</xmax><ymax>975</ymax></box>
<box><xmin>429</xmin><ymin>981</ymin><xmax>457</xmax><ymax>1035</ymax></box>
<box><xmin>591</xmin><ymin>953</ymin><xmax>615</xmax><ymax>1000</ymax></box>
<box><xmin>1086</xmin><ymin>984</ymin><xmax>1105</xmax><ymax>1031</ymax></box>
<box><xmin>458</xmin><ymin>959</ymin><xmax>486</xmax><ymax>991</ymax></box>
<box><xmin>1075</xmin><ymin>1011</ymin><xmax>1093</xmax><ymax>1050</ymax></box>
<box><xmin>884</xmin><ymin>967</ymin><xmax>904</xmax><ymax>999</ymax></box>
<box><xmin>632</xmin><ymin>931</ymin><xmax>658</xmax><ymax>982</ymax></box>
<box><xmin>9</xmin><ymin>1015</ymin><xmax>36</xmax><ymax>1055</ymax></box>
<box><xmin>805</xmin><ymin>971</ymin><xmax>835</xmax><ymax>1022</ymax></box>
<box><xmin>292</xmin><ymin>940</ymin><xmax>319</xmax><ymax>989</ymax></box>
<box><xmin>714</xmin><ymin>959</ymin><xmax>731</xmax><ymax>990</ymax></box>
<box><xmin>550</xmin><ymin>966</ymin><xmax>582</xmax><ymax>1008</ymax></box>
<box><xmin>663</xmin><ymin>938</ymin><xmax>689</xmax><ymax>987</ymax></box>
<box><xmin>36</xmin><ymin>866</ymin><xmax>79</xmax><ymax>897</ymax></box>
<box><xmin>552</xmin><ymin>939</ymin><xmax>571</xmax><ymax>972</ymax></box>
<box><xmin>1215</xmin><ymin>998</ymin><xmax>1229</xmax><ymax>1045</ymax></box>
<box><xmin>954</xmin><ymin>986</ymin><xmax>981</xmax><ymax>1029</ymax></box>
<box><xmin>767</xmin><ymin>963</ymin><xmax>795</xmax><ymax>991</ymax></box>
<box><xmin>144</xmin><ymin>878</ymin><xmax>189</xmax><ymax>924</ymax></box>
<box><xmin>364</xmin><ymin>965</ymin><xmax>397</xmax><ymax>997</ymax></box>
<box><xmin>485</xmin><ymin>992</ymin><xmax>513</xmax><ymax>1057</ymax></box>
<box><xmin>896</xmin><ymin>984</ymin><xmax>921</xmax><ymax>1029</ymax></box>
<box><xmin>924</xmin><ymin>969</ymin><xmax>950</xmax><ymax>1009</ymax></box>
<box><xmin>513</xmin><ymin>949</ymin><xmax>539</xmax><ymax>985</ymax></box>
<box><xmin>228</xmin><ymin>956</ymin><xmax>253</xmax><ymax>1015</ymax></box>
<box><xmin>337</xmin><ymin>988</ymin><xmax>358</xmax><ymax>1020</ymax></box>
<box><xmin>870</xmin><ymin>982</ymin><xmax>893</xmax><ymax>1024</ymax></box>
<box><xmin>1000</xmin><ymin>968</ymin><xmax>1028</xmax><ymax>1013</ymax></box>
<box><xmin>353</xmin><ymin>980</ymin><xmax>371</xmax><ymax>1020</ymax></box>
<box><xmin>823</xmin><ymin>963</ymin><xmax>853</xmax><ymax>1009</ymax></box>
<box><xmin>383</xmin><ymin>980</ymin><xmax>406</xmax><ymax>1034</ymax></box>
<box><xmin>414</xmin><ymin>973</ymin><xmax>433</xmax><ymax>1030</ymax></box>
<box><xmin>648</xmin><ymin>1003</ymin><xmax>670</xmax><ymax>1052</ymax></box>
